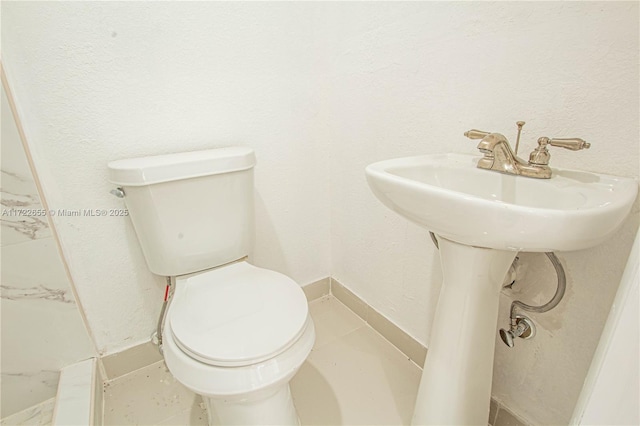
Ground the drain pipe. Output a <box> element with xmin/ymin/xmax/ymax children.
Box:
<box><xmin>151</xmin><ymin>276</ymin><xmax>174</xmax><ymax>355</ymax></box>
<box><xmin>428</xmin><ymin>232</ymin><xmax>567</xmax><ymax>348</ymax></box>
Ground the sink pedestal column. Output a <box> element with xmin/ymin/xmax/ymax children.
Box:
<box><xmin>412</xmin><ymin>237</ymin><xmax>517</xmax><ymax>425</ymax></box>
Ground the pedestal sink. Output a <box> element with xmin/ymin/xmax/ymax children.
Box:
<box><xmin>365</xmin><ymin>153</ymin><xmax>637</xmax><ymax>425</ymax></box>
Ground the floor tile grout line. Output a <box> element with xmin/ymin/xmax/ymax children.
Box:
<box><xmin>308</xmin><ymin>297</ymin><xmax>367</xmax><ymax>352</ymax></box>
<box><xmin>324</xmin><ymin>295</ymin><xmax>424</xmax><ymax>370</ymax></box>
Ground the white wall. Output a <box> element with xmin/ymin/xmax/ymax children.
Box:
<box><xmin>3</xmin><ymin>2</ymin><xmax>638</xmax><ymax>424</ymax></box>
<box><xmin>322</xmin><ymin>2</ymin><xmax>639</xmax><ymax>424</ymax></box>
<box><xmin>2</xmin><ymin>2</ymin><xmax>331</xmax><ymax>355</ymax></box>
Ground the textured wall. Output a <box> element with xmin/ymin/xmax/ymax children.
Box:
<box><xmin>1</xmin><ymin>85</ymin><xmax>95</xmax><ymax>417</ymax></box>
<box><xmin>321</xmin><ymin>3</ymin><xmax>639</xmax><ymax>424</ymax></box>
<box><xmin>2</xmin><ymin>2</ymin><xmax>638</xmax><ymax>424</ymax></box>
<box><xmin>2</xmin><ymin>2</ymin><xmax>331</xmax><ymax>355</ymax></box>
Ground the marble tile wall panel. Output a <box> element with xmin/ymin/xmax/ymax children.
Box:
<box><xmin>1</xmin><ymin>87</ymin><xmax>51</xmax><ymax>246</ymax></box>
<box><xmin>1</xmin><ymin>238</ymin><xmax>96</xmax><ymax>416</ymax></box>
<box><xmin>0</xmin><ymin>397</ymin><xmax>54</xmax><ymax>426</ymax></box>
<box><xmin>1</xmin><ymin>85</ymin><xmax>95</xmax><ymax>418</ymax></box>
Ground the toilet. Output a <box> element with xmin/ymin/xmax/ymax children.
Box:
<box><xmin>108</xmin><ymin>147</ymin><xmax>315</xmax><ymax>425</ymax></box>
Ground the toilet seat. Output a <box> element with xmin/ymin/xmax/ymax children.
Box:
<box><xmin>168</xmin><ymin>261</ymin><xmax>309</xmax><ymax>367</ymax></box>
<box><xmin>162</xmin><ymin>309</ymin><xmax>315</xmax><ymax>398</ymax></box>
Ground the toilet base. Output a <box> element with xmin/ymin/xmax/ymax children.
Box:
<box><xmin>203</xmin><ymin>383</ymin><xmax>299</xmax><ymax>426</ymax></box>
<box><xmin>162</xmin><ymin>306</ymin><xmax>315</xmax><ymax>426</ymax></box>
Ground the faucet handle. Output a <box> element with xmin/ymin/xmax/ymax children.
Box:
<box><xmin>464</xmin><ymin>129</ymin><xmax>491</xmax><ymax>139</ymax></box>
<box><xmin>546</xmin><ymin>137</ymin><xmax>591</xmax><ymax>151</ymax></box>
<box><xmin>529</xmin><ymin>137</ymin><xmax>590</xmax><ymax>166</ymax></box>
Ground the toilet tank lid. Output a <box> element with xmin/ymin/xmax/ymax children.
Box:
<box><xmin>108</xmin><ymin>147</ymin><xmax>255</xmax><ymax>186</ymax></box>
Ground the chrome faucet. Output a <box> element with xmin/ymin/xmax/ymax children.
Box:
<box><xmin>464</xmin><ymin>122</ymin><xmax>590</xmax><ymax>179</ymax></box>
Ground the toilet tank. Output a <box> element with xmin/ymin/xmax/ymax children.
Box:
<box><xmin>108</xmin><ymin>147</ymin><xmax>256</xmax><ymax>277</ymax></box>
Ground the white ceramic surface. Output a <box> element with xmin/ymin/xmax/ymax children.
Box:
<box><xmin>366</xmin><ymin>153</ymin><xmax>638</xmax><ymax>425</ymax></box>
<box><xmin>108</xmin><ymin>147</ymin><xmax>255</xmax><ymax>187</ymax></box>
<box><xmin>108</xmin><ymin>148</ymin><xmax>255</xmax><ymax>276</ymax></box>
<box><xmin>163</xmin><ymin>309</ymin><xmax>314</xmax><ymax>425</ymax></box>
<box><xmin>111</xmin><ymin>147</ymin><xmax>315</xmax><ymax>425</ymax></box>
<box><xmin>366</xmin><ymin>153</ymin><xmax>638</xmax><ymax>252</ymax></box>
<box><xmin>411</xmin><ymin>238</ymin><xmax>516</xmax><ymax>424</ymax></box>
<box><xmin>170</xmin><ymin>262</ymin><xmax>309</xmax><ymax>367</ymax></box>
<box><xmin>203</xmin><ymin>384</ymin><xmax>298</xmax><ymax>426</ymax></box>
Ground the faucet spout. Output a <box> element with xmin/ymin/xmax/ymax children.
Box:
<box><xmin>476</xmin><ymin>133</ymin><xmax>510</xmax><ymax>153</ymax></box>
<box><xmin>475</xmin><ymin>133</ymin><xmax>527</xmax><ymax>175</ymax></box>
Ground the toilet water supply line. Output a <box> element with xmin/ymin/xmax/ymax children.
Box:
<box><xmin>428</xmin><ymin>232</ymin><xmax>567</xmax><ymax>347</ymax></box>
<box><xmin>109</xmin><ymin>187</ymin><xmax>174</xmax><ymax>353</ymax></box>
<box><xmin>153</xmin><ymin>276</ymin><xmax>174</xmax><ymax>354</ymax></box>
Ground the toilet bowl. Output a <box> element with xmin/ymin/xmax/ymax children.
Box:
<box><xmin>162</xmin><ymin>261</ymin><xmax>315</xmax><ymax>425</ymax></box>
<box><xmin>107</xmin><ymin>147</ymin><xmax>315</xmax><ymax>425</ymax></box>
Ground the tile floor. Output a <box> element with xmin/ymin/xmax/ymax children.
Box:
<box><xmin>103</xmin><ymin>295</ymin><xmax>422</xmax><ymax>425</ymax></box>
<box><xmin>0</xmin><ymin>293</ymin><xmax>525</xmax><ymax>426</ymax></box>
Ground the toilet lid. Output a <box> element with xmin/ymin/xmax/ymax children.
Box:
<box><xmin>168</xmin><ymin>262</ymin><xmax>309</xmax><ymax>367</ymax></box>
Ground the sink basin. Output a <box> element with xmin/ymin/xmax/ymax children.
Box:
<box><xmin>366</xmin><ymin>153</ymin><xmax>638</xmax><ymax>252</ymax></box>
<box><xmin>366</xmin><ymin>152</ymin><xmax>637</xmax><ymax>424</ymax></box>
